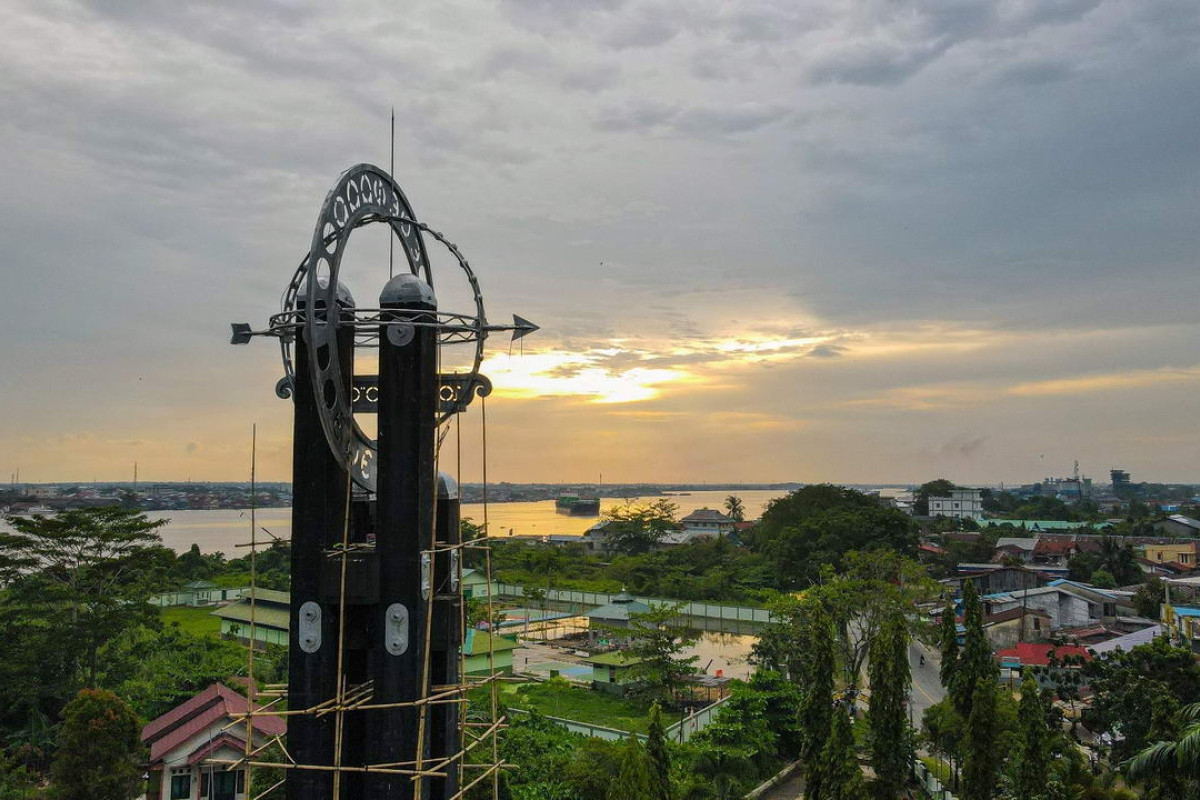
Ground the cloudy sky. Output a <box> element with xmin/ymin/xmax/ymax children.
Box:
<box><xmin>2</xmin><ymin>0</ymin><xmax>1198</xmax><ymax>486</ymax></box>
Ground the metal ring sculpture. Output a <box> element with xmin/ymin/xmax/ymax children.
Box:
<box><xmin>269</xmin><ymin>164</ymin><xmax>489</xmax><ymax>492</ymax></box>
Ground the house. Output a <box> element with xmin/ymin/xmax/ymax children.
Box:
<box><xmin>587</xmin><ymin>591</ymin><xmax>651</xmax><ymax>642</ymax></box>
<box><xmin>679</xmin><ymin>508</ymin><xmax>735</xmax><ymax>539</ymax></box>
<box><xmin>1154</xmin><ymin>515</ymin><xmax>1200</xmax><ymax>538</ymax></box>
<box><xmin>585</xmin><ymin>651</ymin><xmax>646</xmax><ymax>695</ymax></box>
<box><xmin>1046</xmin><ymin>579</ymin><xmax>1133</xmax><ymax>618</ymax></box>
<box><xmin>210</xmin><ymin>589</ymin><xmax>291</xmax><ymax>647</ymax></box>
<box><xmin>463</xmin><ymin>629</ymin><xmax>518</xmax><ymax>676</ymax></box>
<box><xmin>1032</xmin><ymin>538</ymin><xmax>1077</xmax><ymax>567</ymax></box>
<box><xmin>1162</xmin><ymin>605</ymin><xmax>1200</xmax><ymax>652</ymax></box>
<box><xmin>1139</xmin><ymin>540</ymin><xmax>1198</xmax><ymax>567</ymax></box>
<box><xmin>944</xmin><ymin>566</ymin><xmax>1048</xmax><ymax>596</ymax></box>
<box><xmin>994</xmin><ymin>642</ymin><xmax>1092</xmax><ymax>669</ymax></box>
<box><xmin>141</xmin><ymin>683</ymin><xmax>285</xmax><ymax>800</ymax></box>
<box><xmin>1087</xmin><ymin>624</ymin><xmax>1164</xmax><ymax>655</ymax></box>
<box><xmin>993</xmin><ymin>537</ymin><xmax>1038</xmax><ymax>563</ymax></box>
<box><xmin>928</xmin><ymin>489</ymin><xmax>983</xmax><ymax>519</ymax></box>
<box><xmin>983</xmin><ymin>607</ymin><xmax>1052</xmax><ymax>649</ymax></box>
<box><xmin>461</xmin><ymin>568</ymin><xmax>494</xmax><ymax>599</ymax></box>
<box><xmin>983</xmin><ymin>586</ymin><xmax>1097</xmax><ymax>630</ymax></box>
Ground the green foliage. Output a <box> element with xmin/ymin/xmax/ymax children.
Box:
<box><xmin>962</xmin><ymin>680</ymin><xmax>1000</xmax><ymax>800</ymax></box>
<box><xmin>497</xmin><ymin>711</ymin><xmax>583</xmax><ymax>800</ymax></box>
<box><xmin>505</xmin><ymin>678</ymin><xmax>675</xmax><ymax>734</ymax></box>
<box><xmin>952</xmin><ymin>581</ymin><xmax>997</xmax><ymax>720</ymax></box>
<box><xmin>0</xmin><ymin>750</ymin><xmax>43</xmax><ymax>799</ymax></box>
<box><xmin>608</xmin><ymin>736</ymin><xmax>656</xmax><ymax>800</ymax></box>
<box><xmin>823</xmin><ymin>704</ymin><xmax>866</xmax><ymax>800</ymax></box>
<box><xmin>1083</xmin><ymin>637</ymin><xmax>1200</xmax><ymax>760</ymax></box>
<box><xmin>1134</xmin><ymin>577</ymin><xmax>1166</xmax><ymax>619</ymax></box>
<box><xmin>1090</xmin><ymin>569</ymin><xmax>1118</xmax><ymax>589</ymax></box>
<box><xmin>867</xmin><ymin>610</ymin><xmax>910</xmax><ymax>798</ymax></box>
<box><xmin>723</xmin><ymin>496</ymin><xmax>745</xmax><ymax>523</ymax></box>
<box><xmin>939</xmin><ymin>600</ymin><xmax>960</xmax><ymax>694</ymax></box>
<box><xmin>750</xmin><ymin>485</ymin><xmax>919</xmax><ymax>586</ymax></box>
<box><xmin>1123</xmin><ymin>693</ymin><xmax>1197</xmax><ymax>800</ymax></box>
<box><xmin>812</xmin><ymin>551</ymin><xmax>936</xmax><ymax>689</ymax></box>
<box><xmin>646</xmin><ymin>703</ymin><xmax>671</xmax><ymax>800</ymax></box>
<box><xmin>98</xmin><ymin>625</ymin><xmax>256</xmax><ymax>721</ymax></box>
<box><xmin>681</xmin><ymin>742</ymin><xmax>756</xmax><ymax>800</ymax></box>
<box><xmin>50</xmin><ymin>689</ymin><xmax>142</xmax><ymax>800</ymax></box>
<box><xmin>603</xmin><ymin>500</ymin><xmax>681</xmax><ymax>556</ymax></box>
<box><xmin>0</xmin><ymin>507</ymin><xmax>168</xmax><ymax>697</ymax></box>
<box><xmin>922</xmin><ymin>699</ymin><xmax>964</xmax><ymax>766</ymax></box>
<box><xmin>1014</xmin><ymin>677</ymin><xmax>1049</xmax><ymax>800</ymax></box>
<box><xmin>799</xmin><ymin>601</ymin><xmax>835</xmax><ymax>800</ymax></box>
<box><xmin>562</xmin><ymin>738</ymin><xmax>624</xmax><ymax>800</ymax></box>
<box><xmin>625</xmin><ymin>604</ymin><xmax>700</xmax><ymax>706</ymax></box>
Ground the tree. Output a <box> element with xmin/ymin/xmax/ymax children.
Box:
<box><xmin>625</xmin><ymin>604</ymin><xmax>699</xmax><ymax>706</ymax></box>
<box><xmin>0</xmin><ymin>507</ymin><xmax>168</xmax><ymax>690</ymax></box>
<box><xmin>916</xmin><ymin>479</ymin><xmax>958</xmax><ymax>516</ymax></box>
<box><xmin>647</xmin><ymin>703</ymin><xmax>671</xmax><ymax>800</ymax></box>
<box><xmin>1090</xmin><ymin>569</ymin><xmax>1117</xmax><ymax>589</ymax></box>
<box><xmin>1124</xmin><ymin>693</ymin><xmax>1196</xmax><ymax>800</ymax></box>
<box><xmin>50</xmin><ymin>689</ymin><xmax>143</xmax><ymax>800</ymax></box>
<box><xmin>939</xmin><ymin>600</ymin><xmax>960</xmax><ymax>694</ymax></box>
<box><xmin>608</xmin><ymin>736</ymin><xmax>656</xmax><ymax>800</ymax></box>
<box><xmin>799</xmin><ymin>601</ymin><xmax>835</xmax><ymax>800</ymax></box>
<box><xmin>724</xmin><ymin>496</ymin><xmax>745</xmax><ymax>523</ymax></box>
<box><xmin>685</xmin><ymin>741</ymin><xmax>757</xmax><ymax>800</ymax></box>
<box><xmin>1134</xmin><ymin>577</ymin><xmax>1166</xmax><ymax>619</ymax></box>
<box><xmin>1014</xmin><ymin>676</ymin><xmax>1049</xmax><ymax>800</ymax></box>
<box><xmin>823</xmin><ymin>703</ymin><xmax>867</xmax><ymax>800</ymax></box>
<box><xmin>810</xmin><ymin>551</ymin><xmax>936</xmax><ymax>689</ymax></box>
<box><xmin>603</xmin><ymin>500</ymin><xmax>680</xmax><ymax>556</ymax></box>
<box><xmin>1083</xmin><ymin>637</ymin><xmax>1200</xmax><ymax>760</ymax></box>
<box><xmin>962</xmin><ymin>680</ymin><xmax>1000</xmax><ymax>800</ymax></box>
<box><xmin>867</xmin><ymin>610</ymin><xmax>911</xmax><ymax>798</ymax></box>
<box><xmin>951</xmin><ymin>580</ymin><xmax>996</xmax><ymax>720</ymax></box>
<box><xmin>749</xmin><ymin>485</ymin><xmax>919</xmax><ymax>585</ymax></box>
<box><xmin>1095</xmin><ymin>536</ymin><xmax>1142</xmax><ymax>587</ymax></box>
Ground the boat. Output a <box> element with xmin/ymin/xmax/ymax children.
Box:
<box><xmin>555</xmin><ymin>494</ymin><xmax>600</xmax><ymax>516</ymax></box>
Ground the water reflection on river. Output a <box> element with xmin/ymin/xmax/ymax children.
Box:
<box><xmin>145</xmin><ymin>489</ymin><xmax>791</xmax><ymax>555</ymax></box>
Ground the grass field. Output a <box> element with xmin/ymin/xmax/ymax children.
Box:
<box><xmin>501</xmin><ymin>680</ymin><xmax>682</xmax><ymax>734</ymax></box>
<box><xmin>160</xmin><ymin>605</ymin><xmax>222</xmax><ymax>637</ymax></box>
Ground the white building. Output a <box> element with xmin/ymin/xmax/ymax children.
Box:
<box><xmin>679</xmin><ymin>508</ymin><xmax>735</xmax><ymax>539</ymax></box>
<box><xmin>928</xmin><ymin>488</ymin><xmax>984</xmax><ymax>519</ymax></box>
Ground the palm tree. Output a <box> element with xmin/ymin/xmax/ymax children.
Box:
<box><xmin>724</xmin><ymin>495</ymin><xmax>745</xmax><ymax>522</ymax></box>
<box><xmin>1125</xmin><ymin>702</ymin><xmax>1200</xmax><ymax>797</ymax></box>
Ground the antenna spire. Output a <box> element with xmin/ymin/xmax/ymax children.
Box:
<box><xmin>389</xmin><ymin>106</ymin><xmax>396</xmax><ymax>279</ymax></box>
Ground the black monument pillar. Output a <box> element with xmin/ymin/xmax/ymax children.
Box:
<box><xmin>366</xmin><ymin>273</ymin><xmax>439</xmax><ymax>800</ymax></box>
<box><xmin>287</xmin><ymin>281</ymin><xmax>355</xmax><ymax>800</ymax></box>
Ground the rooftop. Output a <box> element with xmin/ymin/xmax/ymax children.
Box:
<box><xmin>994</xmin><ymin>642</ymin><xmax>1092</xmax><ymax>667</ymax></box>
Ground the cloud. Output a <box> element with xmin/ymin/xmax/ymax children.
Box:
<box><xmin>1</xmin><ymin>0</ymin><xmax>1198</xmax><ymax>484</ymax></box>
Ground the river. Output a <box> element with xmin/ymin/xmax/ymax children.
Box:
<box><xmin>141</xmin><ymin>489</ymin><xmax>791</xmax><ymax>555</ymax></box>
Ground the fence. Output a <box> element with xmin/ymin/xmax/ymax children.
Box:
<box><xmin>508</xmin><ymin>696</ymin><xmax>730</xmax><ymax>743</ymax></box>
<box><xmin>913</xmin><ymin>758</ymin><xmax>956</xmax><ymax>799</ymax></box>
<box><xmin>493</xmin><ymin>583</ymin><xmax>774</xmax><ymax>626</ymax></box>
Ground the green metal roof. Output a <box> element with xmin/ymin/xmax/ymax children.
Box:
<box><xmin>464</xmin><ymin>629</ymin><xmax>519</xmax><ymax>655</ymax></box>
<box><xmin>586</xmin><ymin>591</ymin><xmax>651</xmax><ymax>622</ymax></box>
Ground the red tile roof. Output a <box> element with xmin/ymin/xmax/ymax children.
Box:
<box><xmin>994</xmin><ymin>642</ymin><xmax>1092</xmax><ymax>667</ymax></box>
<box><xmin>142</xmin><ymin>683</ymin><xmax>285</xmax><ymax>766</ymax></box>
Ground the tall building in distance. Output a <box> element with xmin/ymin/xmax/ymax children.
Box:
<box><xmin>1110</xmin><ymin>469</ymin><xmax>1132</xmax><ymax>495</ymax></box>
<box><xmin>928</xmin><ymin>488</ymin><xmax>984</xmax><ymax>519</ymax></box>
